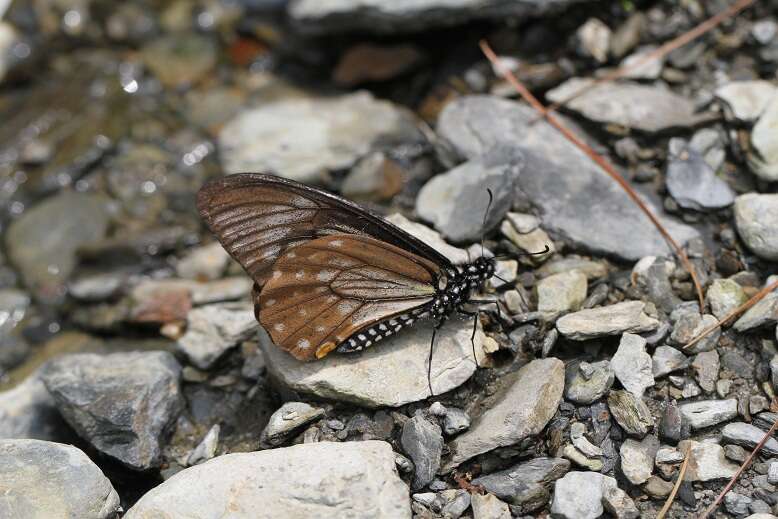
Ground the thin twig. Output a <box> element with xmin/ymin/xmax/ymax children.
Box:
<box><xmin>683</xmin><ymin>279</ymin><xmax>778</xmax><ymax>352</ymax></box>
<box><xmin>657</xmin><ymin>445</ymin><xmax>691</xmax><ymax>519</ymax></box>
<box><xmin>543</xmin><ymin>0</ymin><xmax>757</xmax><ymax>115</ymax></box>
<box><xmin>698</xmin><ymin>411</ymin><xmax>778</xmax><ymax>519</ymax></box>
<box><xmin>480</xmin><ymin>40</ymin><xmax>705</xmax><ymax>308</ymax></box>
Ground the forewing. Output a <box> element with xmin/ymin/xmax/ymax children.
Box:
<box><xmin>197</xmin><ymin>173</ymin><xmax>453</xmax><ymax>287</ymax></box>
<box><xmin>257</xmin><ymin>235</ymin><xmax>439</xmax><ymax>360</ymax></box>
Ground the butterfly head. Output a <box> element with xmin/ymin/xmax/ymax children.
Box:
<box><xmin>468</xmin><ymin>256</ymin><xmax>495</xmax><ymax>282</ymax></box>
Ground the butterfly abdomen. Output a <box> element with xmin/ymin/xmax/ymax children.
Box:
<box><xmin>336</xmin><ymin>306</ymin><xmax>431</xmax><ymax>353</ymax></box>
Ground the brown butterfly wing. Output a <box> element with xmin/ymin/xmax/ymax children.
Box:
<box><xmin>197</xmin><ymin>173</ymin><xmax>453</xmax><ymax>288</ymax></box>
<box><xmin>257</xmin><ymin>234</ymin><xmax>440</xmax><ymax>360</ymax></box>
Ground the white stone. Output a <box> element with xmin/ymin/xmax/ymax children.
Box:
<box><xmin>611</xmin><ymin>333</ymin><xmax>654</xmax><ymax>398</ymax></box>
<box><xmin>680</xmin><ymin>399</ymin><xmax>737</xmax><ymax>430</ymax></box>
<box><xmin>556</xmin><ymin>301</ymin><xmax>659</xmax><ymax>340</ymax></box>
<box><xmin>749</xmin><ymin>96</ymin><xmax>778</xmax><ymax>181</ymax></box>
<box><xmin>715</xmin><ymin>80</ymin><xmax>778</xmax><ymax>122</ymax></box>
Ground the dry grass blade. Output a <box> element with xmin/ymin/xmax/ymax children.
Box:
<box><xmin>698</xmin><ymin>410</ymin><xmax>778</xmax><ymax>519</ymax></box>
<box><xmin>683</xmin><ymin>278</ymin><xmax>778</xmax><ymax>352</ymax></box>
<box><xmin>479</xmin><ymin>40</ymin><xmax>705</xmax><ymax>308</ymax></box>
<box><xmin>657</xmin><ymin>445</ymin><xmax>690</xmax><ymax>519</ymax></box>
<box><xmin>543</xmin><ymin>0</ymin><xmax>757</xmax><ymax>115</ymax></box>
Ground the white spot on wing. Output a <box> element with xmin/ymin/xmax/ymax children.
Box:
<box><xmin>287</xmin><ymin>252</ymin><xmax>296</xmax><ymax>258</ymax></box>
<box><xmin>299</xmin><ymin>308</ymin><xmax>307</xmax><ymax>316</ymax></box>
<box><xmin>265</xmin><ymin>299</ymin><xmax>276</xmax><ymax>307</ymax></box>
<box><xmin>272</xmin><ymin>270</ymin><xmax>281</xmax><ymax>279</ymax></box>
<box><xmin>315</xmin><ymin>325</ymin><xmax>326</xmax><ymax>333</ymax></box>
<box><xmin>337</xmin><ymin>302</ymin><xmax>353</xmax><ymax>315</ymax></box>
<box><xmin>297</xmin><ymin>338</ymin><xmax>310</xmax><ymax>349</ymax></box>
<box><xmin>329</xmin><ymin>240</ymin><xmax>343</xmax><ymax>247</ymax></box>
<box><xmin>295</xmin><ymin>270</ymin><xmax>305</xmax><ymax>280</ymax></box>
<box><xmin>317</xmin><ymin>270</ymin><xmax>336</xmax><ymax>282</ymax></box>
<box><xmin>274</xmin><ymin>323</ymin><xmax>285</xmax><ymax>332</ymax></box>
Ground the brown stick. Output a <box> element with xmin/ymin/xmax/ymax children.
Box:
<box><xmin>657</xmin><ymin>445</ymin><xmax>691</xmax><ymax>519</ymax></box>
<box><xmin>543</xmin><ymin>0</ymin><xmax>757</xmax><ymax>115</ymax></box>
<box><xmin>683</xmin><ymin>278</ymin><xmax>778</xmax><ymax>352</ymax></box>
<box><xmin>480</xmin><ymin>40</ymin><xmax>705</xmax><ymax>309</ymax></box>
<box><xmin>698</xmin><ymin>411</ymin><xmax>778</xmax><ymax>519</ymax></box>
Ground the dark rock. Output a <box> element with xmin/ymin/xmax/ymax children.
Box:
<box><xmin>473</xmin><ymin>457</ymin><xmax>570</xmax><ymax>510</ymax></box>
<box><xmin>42</xmin><ymin>351</ymin><xmax>184</xmax><ymax>470</ymax></box>
<box><xmin>665</xmin><ymin>141</ymin><xmax>734</xmax><ymax>211</ymax></box>
<box><xmin>401</xmin><ymin>415</ymin><xmax>444</xmax><ymax>490</ymax></box>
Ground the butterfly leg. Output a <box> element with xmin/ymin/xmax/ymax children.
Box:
<box><xmin>428</xmin><ymin>317</ymin><xmax>447</xmax><ymax>398</ymax></box>
<box><xmin>469</xmin><ymin>299</ymin><xmax>502</xmax><ymax>321</ymax></box>
<box><xmin>457</xmin><ymin>308</ymin><xmax>480</xmax><ymax>369</ymax></box>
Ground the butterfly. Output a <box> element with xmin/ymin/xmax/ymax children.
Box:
<box><xmin>197</xmin><ymin>173</ymin><xmax>539</xmax><ymax>393</ymax></box>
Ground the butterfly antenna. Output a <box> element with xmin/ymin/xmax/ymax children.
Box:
<box><xmin>494</xmin><ymin>244</ymin><xmax>551</xmax><ymax>261</ymax></box>
<box><xmin>481</xmin><ymin>188</ymin><xmax>494</xmax><ymax>257</ymax></box>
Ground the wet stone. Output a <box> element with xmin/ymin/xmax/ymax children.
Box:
<box><xmin>437</xmin><ymin>96</ymin><xmax>698</xmax><ymax>261</ymax></box>
<box><xmin>5</xmin><ymin>191</ymin><xmax>110</xmax><ymax>301</ymax></box>
<box><xmin>564</xmin><ymin>360</ymin><xmax>614</xmax><ymax>405</ymax></box>
<box><xmin>556</xmin><ymin>301</ymin><xmax>659</xmax><ymax>341</ymax></box>
<box><xmin>444</xmin><ymin>358</ymin><xmax>564</xmax><ymax>470</ymax></box>
<box><xmin>260</xmin><ymin>402</ymin><xmax>325</xmax><ymax>448</ymax></box>
<box><xmin>611</xmin><ymin>333</ymin><xmax>654</xmax><ymax>398</ymax></box>
<box><xmin>125</xmin><ymin>441</ymin><xmax>410</xmax><ymax>519</ymax></box>
<box><xmin>401</xmin><ymin>414</ymin><xmax>443</xmax><ymax>490</ymax></box>
<box><xmin>41</xmin><ymin>351</ymin><xmax>184</xmax><ymax>470</ymax></box>
<box><xmin>0</xmin><ymin>439</ymin><xmax>120</xmax><ymax>519</ymax></box>
<box><xmin>219</xmin><ymin>91</ymin><xmax>423</xmax><ymax>184</ymax></box>
<box><xmin>416</xmin><ymin>145</ymin><xmax>522</xmax><ymax>243</ymax></box>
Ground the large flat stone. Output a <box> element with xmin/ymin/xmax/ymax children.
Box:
<box><xmin>442</xmin><ymin>358</ymin><xmax>564</xmax><ymax>470</ymax></box>
<box><xmin>125</xmin><ymin>441</ymin><xmax>410</xmax><ymax>519</ymax></box>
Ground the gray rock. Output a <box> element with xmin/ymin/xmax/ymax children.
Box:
<box><xmin>141</xmin><ymin>34</ymin><xmax>216</xmax><ymax>88</ymax></box>
<box><xmin>669</xmin><ymin>307</ymin><xmax>720</xmax><ymax>353</ymax></box>
<box><xmin>537</xmin><ymin>258</ymin><xmax>608</xmax><ymax>280</ymax></box>
<box><xmin>563</xmin><ymin>444</ymin><xmax>603</xmax><ymax>471</ymax></box>
<box><xmin>131</xmin><ymin>277</ymin><xmax>253</xmax><ymax>307</ymax></box>
<box><xmin>772</xmin><ymin>356</ymin><xmax>778</xmax><ymax>392</ymax></box>
<box><xmin>473</xmin><ymin>457</ymin><xmax>570</xmax><ymax>508</ymax></box>
<box><xmin>680</xmin><ymin>400</ymin><xmax>737</xmax><ymax>430</ymax></box>
<box><xmin>734</xmin><ymin>194</ymin><xmax>778</xmax><ymax>260</ymax></box>
<box><xmin>386</xmin><ymin>213</ymin><xmax>472</xmax><ymax>265</ymax></box>
<box><xmin>620</xmin><ymin>436</ymin><xmax>658</xmax><ymax>485</ymax></box>
<box><xmin>500</xmin><ymin>219</ymin><xmax>555</xmax><ymax>265</ymax></box>
<box><xmin>444</xmin><ymin>358</ymin><xmax>564</xmax><ymax>469</ymax></box>
<box><xmin>219</xmin><ymin>92</ymin><xmax>423</xmax><ymax>184</ymax></box>
<box><xmin>666</xmin><ymin>143</ymin><xmax>735</xmax><ymax>211</ymax></box>
<box><xmin>721</xmin><ymin>423</ymin><xmax>778</xmax><ymax>456</ymax></box>
<box><xmin>570</xmin><ymin>422</ymin><xmax>603</xmax><ymax>458</ymax></box>
<box><xmin>401</xmin><ymin>415</ymin><xmax>443</xmax><ymax>489</ymax></box>
<box><xmin>176</xmin><ymin>243</ymin><xmax>231</xmax><ymax>281</ymax></box>
<box><xmin>715</xmin><ymin>81</ymin><xmax>778</xmax><ymax>122</ymax></box>
<box><xmin>178</xmin><ymin>302</ymin><xmax>257</xmax><ymax>370</ymax></box>
<box><xmin>725</xmin><ymin>444</ymin><xmax>748</xmax><ymax>463</ymax></box>
<box><xmin>5</xmin><ymin>191</ymin><xmax>110</xmax><ymax>300</ymax></box>
<box><xmin>416</xmin><ymin>145</ymin><xmax>523</xmax><ymax>242</ymax></box>
<box><xmin>0</xmin><ymin>372</ymin><xmax>64</xmax><ymax>441</ymax></box>
<box><xmin>619</xmin><ymin>45</ymin><xmax>664</xmax><ymax>79</ymax></box>
<box><xmin>442</xmin><ymin>408</ymin><xmax>471</xmax><ymax>436</ymax></box>
<box><xmin>436</xmin><ymin>96</ymin><xmax>698</xmax><ymax>261</ymax></box>
<box><xmin>577</xmin><ymin>18</ymin><xmax>611</xmax><ymax>63</ymax></box>
<box><xmin>287</xmin><ymin>0</ymin><xmax>586</xmax><ymax>34</ymax></box>
<box><xmin>652</xmin><ymin>346</ymin><xmax>689</xmax><ymax>378</ymax></box>
<box><xmin>545</xmin><ymin>78</ymin><xmax>710</xmax><ymax>132</ymax></box>
<box><xmin>550</xmin><ymin>471</ymin><xmax>617</xmax><ymax>519</ymax></box>
<box><xmin>42</xmin><ymin>351</ymin><xmax>184</xmax><ymax>470</ymax></box>
<box><xmin>692</xmin><ymin>350</ymin><xmax>720</xmax><ymax>393</ymax></box>
<box><xmin>752</xmin><ymin>19</ymin><xmax>778</xmax><ymax>44</ymax></box>
<box><xmin>68</xmin><ymin>273</ymin><xmax>125</xmax><ymax>302</ymax></box>
<box><xmin>536</xmin><ymin>271</ymin><xmax>588</xmax><ymax>315</ymax></box>
<box><xmin>602</xmin><ymin>484</ymin><xmax>640</xmax><ymax>519</ymax></box>
<box><xmin>643</xmin><ymin>475</ymin><xmax>673</xmax><ymax>498</ymax></box>
<box><xmin>631</xmin><ymin>256</ymin><xmax>681</xmax><ymax>314</ymax></box>
<box><xmin>125</xmin><ymin>440</ymin><xmax>410</xmax><ymax>519</ymax></box>
<box><xmin>0</xmin><ymin>439</ymin><xmax>120</xmax><ymax>519</ymax></box>
<box><xmin>749</xmin><ymin>96</ymin><xmax>778</xmax><ymax>181</ymax></box>
<box><xmin>725</xmin><ymin>492</ymin><xmax>752</xmax><ymax>518</ymax></box>
<box><xmin>471</xmin><ymin>493</ymin><xmax>511</xmax><ymax>519</ymax></box>
<box><xmin>768</xmin><ymin>462</ymin><xmax>778</xmax><ymax>485</ymax></box>
<box><xmin>611</xmin><ymin>333</ymin><xmax>654</xmax><ymax>398</ymax></box>
<box><xmin>707</xmin><ymin>279</ymin><xmax>749</xmax><ymax>321</ymax></box>
<box><xmin>260</xmin><ymin>402</ymin><xmax>325</xmax><ymax>447</ymax></box>
<box><xmin>565</xmin><ymin>360</ymin><xmax>614</xmax><ymax>405</ymax></box>
<box><xmin>608</xmin><ymin>390</ymin><xmax>654</xmax><ymax>438</ymax></box>
<box><xmin>188</xmin><ymin>424</ymin><xmax>220</xmax><ymax>466</ymax></box>
<box><xmin>734</xmin><ymin>282</ymin><xmax>778</xmax><ymax>332</ymax></box>
<box><xmin>440</xmin><ymin>489</ymin><xmax>470</xmax><ymax>518</ymax></box>
<box><xmin>556</xmin><ymin>301</ymin><xmax>660</xmax><ymax>340</ymax></box>
<box><xmin>260</xmin><ymin>317</ymin><xmax>484</xmax><ymax>407</ymax></box>
<box><xmin>678</xmin><ymin>440</ymin><xmax>738</xmax><ymax>482</ymax></box>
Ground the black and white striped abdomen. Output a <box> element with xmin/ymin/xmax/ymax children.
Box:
<box><xmin>336</xmin><ymin>305</ymin><xmax>430</xmax><ymax>354</ymax></box>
